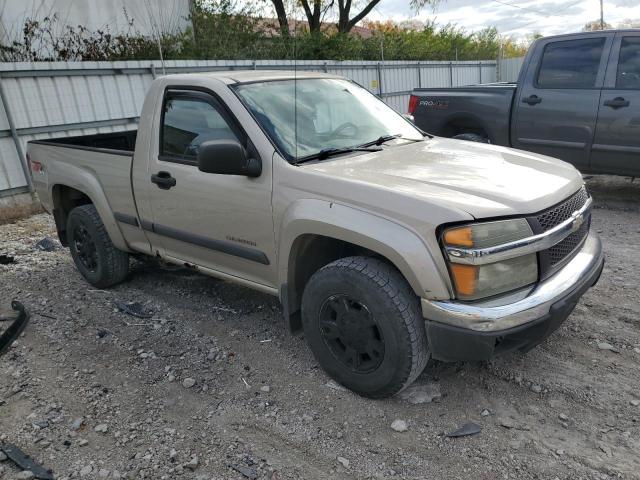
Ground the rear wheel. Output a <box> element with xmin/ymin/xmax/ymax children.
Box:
<box><xmin>67</xmin><ymin>205</ymin><xmax>129</xmax><ymax>288</ymax></box>
<box><xmin>301</xmin><ymin>256</ymin><xmax>428</xmax><ymax>398</ymax></box>
<box><xmin>452</xmin><ymin>132</ymin><xmax>490</xmax><ymax>143</ymax></box>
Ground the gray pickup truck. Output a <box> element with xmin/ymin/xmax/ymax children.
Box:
<box><xmin>27</xmin><ymin>71</ymin><xmax>603</xmax><ymax>398</ymax></box>
<box><xmin>410</xmin><ymin>30</ymin><xmax>640</xmax><ymax>177</ymax></box>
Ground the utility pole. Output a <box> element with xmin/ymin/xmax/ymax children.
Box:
<box><xmin>600</xmin><ymin>0</ymin><xmax>604</xmax><ymax>30</ymax></box>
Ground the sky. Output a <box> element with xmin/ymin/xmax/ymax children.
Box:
<box><xmin>367</xmin><ymin>0</ymin><xmax>640</xmax><ymax>39</ymax></box>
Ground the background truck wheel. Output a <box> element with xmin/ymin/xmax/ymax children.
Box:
<box><xmin>67</xmin><ymin>205</ymin><xmax>129</xmax><ymax>288</ymax></box>
<box><xmin>452</xmin><ymin>133</ymin><xmax>490</xmax><ymax>143</ymax></box>
<box><xmin>301</xmin><ymin>256</ymin><xmax>428</xmax><ymax>398</ymax></box>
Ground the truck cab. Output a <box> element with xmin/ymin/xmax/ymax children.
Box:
<box><xmin>410</xmin><ymin>30</ymin><xmax>640</xmax><ymax>176</ymax></box>
<box><xmin>28</xmin><ymin>71</ymin><xmax>604</xmax><ymax>399</ymax></box>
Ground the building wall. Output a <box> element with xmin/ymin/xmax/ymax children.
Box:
<box><xmin>0</xmin><ymin>0</ymin><xmax>191</xmax><ymax>43</ymax></box>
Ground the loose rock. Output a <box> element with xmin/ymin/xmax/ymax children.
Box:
<box><xmin>94</xmin><ymin>424</ymin><xmax>108</xmax><ymax>433</ymax></box>
<box><xmin>184</xmin><ymin>455</ymin><xmax>199</xmax><ymax>471</ymax></box>
<box><xmin>182</xmin><ymin>378</ymin><xmax>196</xmax><ymax>389</ymax></box>
<box><xmin>391</xmin><ymin>419</ymin><xmax>408</xmax><ymax>432</ymax></box>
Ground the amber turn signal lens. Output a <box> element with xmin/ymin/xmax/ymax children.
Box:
<box><xmin>443</xmin><ymin>226</ymin><xmax>473</xmax><ymax>247</ymax></box>
<box><xmin>449</xmin><ymin>263</ymin><xmax>477</xmax><ymax>297</ymax></box>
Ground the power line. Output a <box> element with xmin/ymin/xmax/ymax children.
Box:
<box><xmin>491</xmin><ymin>0</ymin><xmax>552</xmax><ymax>17</ymax></box>
<box><xmin>493</xmin><ymin>0</ymin><xmax>589</xmax><ymax>34</ymax></box>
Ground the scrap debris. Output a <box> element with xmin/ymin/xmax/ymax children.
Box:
<box><xmin>0</xmin><ymin>443</ymin><xmax>54</xmax><ymax>480</ymax></box>
<box><xmin>445</xmin><ymin>422</ymin><xmax>482</xmax><ymax>438</ymax></box>
<box><xmin>0</xmin><ymin>301</ymin><xmax>29</xmax><ymax>357</ymax></box>
<box><xmin>115</xmin><ymin>301</ymin><xmax>153</xmax><ymax>319</ymax></box>
<box><xmin>0</xmin><ymin>254</ymin><xmax>15</xmax><ymax>265</ymax></box>
<box><xmin>34</xmin><ymin>237</ymin><xmax>58</xmax><ymax>252</ymax></box>
<box><xmin>228</xmin><ymin>463</ymin><xmax>258</xmax><ymax>479</ymax></box>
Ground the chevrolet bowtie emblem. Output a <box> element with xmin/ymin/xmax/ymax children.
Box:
<box><xmin>571</xmin><ymin>213</ymin><xmax>584</xmax><ymax>233</ymax></box>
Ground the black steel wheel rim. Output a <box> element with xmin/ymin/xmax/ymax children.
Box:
<box><xmin>73</xmin><ymin>223</ymin><xmax>98</xmax><ymax>272</ymax></box>
<box><xmin>318</xmin><ymin>294</ymin><xmax>385</xmax><ymax>373</ymax></box>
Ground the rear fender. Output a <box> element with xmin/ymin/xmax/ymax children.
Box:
<box><xmin>49</xmin><ymin>166</ymin><xmax>130</xmax><ymax>252</ymax></box>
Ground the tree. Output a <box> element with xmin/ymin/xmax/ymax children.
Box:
<box><xmin>269</xmin><ymin>0</ymin><xmax>438</xmax><ymax>35</ymax></box>
<box><xmin>336</xmin><ymin>0</ymin><xmax>381</xmax><ymax>33</ymax></box>
<box><xmin>269</xmin><ymin>0</ymin><xmax>292</xmax><ymax>36</ymax></box>
<box><xmin>267</xmin><ymin>0</ymin><xmax>329</xmax><ymax>35</ymax></box>
<box><xmin>617</xmin><ymin>18</ymin><xmax>640</xmax><ymax>28</ymax></box>
<box><xmin>583</xmin><ymin>19</ymin><xmax>612</xmax><ymax>31</ymax></box>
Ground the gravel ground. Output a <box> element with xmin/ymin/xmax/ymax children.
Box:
<box><xmin>0</xmin><ymin>175</ymin><xmax>639</xmax><ymax>480</ymax></box>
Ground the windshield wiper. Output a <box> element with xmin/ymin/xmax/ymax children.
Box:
<box><xmin>358</xmin><ymin>133</ymin><xmax>423</xmax><ymax>148</ymax></box>
<box><xmin>295</xmin><ymin>146</ymin><xmax>382</xmax><ymax>165</ymax></box>
<box><xmin>370</xmin><ymin>134</ymin><xmax>403</xmax><ymax>146</ymax></box>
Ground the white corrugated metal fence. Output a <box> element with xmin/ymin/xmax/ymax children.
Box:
<box><xmin>498</xmin><ymin>56</ymin><xmax>525</xmax><ymax>83</ymax></box>
<box><xmin>0</xmin><ymin>59</ymin><xmax>499</xmax><ymax>195</ymax></box>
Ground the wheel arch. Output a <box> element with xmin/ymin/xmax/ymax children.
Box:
<box><xmin>440</xmin><ymin>113</ymin><xmax>492</xmax><ymax>142</ymax></box>
<box><xmin>278</xmin><ymin>200</ymin><xmax>451</xmax><ymax>334</ymax></box>
<box><xmin>50</xmin><ymin>182</ymin><xmax>129</xmax><ymax>251</ymax></box>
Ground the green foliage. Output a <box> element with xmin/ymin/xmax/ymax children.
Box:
<box><xmin>0</xmin><ymin>12</ymin><xmax>180</xmax><ymax>61</ymax></box>
<box><xmin>0</xmin><ymin>2</ymin><xmax>527</xmax><ymax>62</ymax></box>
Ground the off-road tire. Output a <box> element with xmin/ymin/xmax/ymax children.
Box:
<box><xmin>67</xmin><ymin>205</ymin><xmax>129</xmax><ymax>288</ymax></box>
<box><xmin>452</xmin><ymin>132</ymin><xmax>490</xmax><ymax>143</ymax></box>
<box><xmin>301</xmin><ymin>256</ymin><xmax>428</xmax><ymax>398</ymax></box>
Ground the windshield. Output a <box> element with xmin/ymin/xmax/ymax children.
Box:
<box><xmin>233</xmin><ymin>78</ymin><xmax>423</xmax><ymax>162</ymax></box>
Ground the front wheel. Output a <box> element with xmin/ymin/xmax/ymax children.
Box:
<box><xmin>67</xmin><ymin>205</ymin><xmax>129</xmax><ymax>288</ymax></box>
<box><xmin>301</xmin><ymin>257</ymin><xmax>428</xmax><ymax>398</ymax></box>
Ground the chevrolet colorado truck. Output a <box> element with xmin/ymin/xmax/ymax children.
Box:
<box><xmin>409</xmin><ymin>30</ymin><xmax>640</xmax><ymax>177</ymax></box>
<box><xmin>27</xmin><ymin>71</ymin><xmax>604</xmax><ymax>398</ymax></box>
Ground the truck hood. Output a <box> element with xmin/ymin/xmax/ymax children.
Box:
<box><xmin>302</xmin><ymin>137</ymin><xmax>584</xmax><ymax>219</ymax></box>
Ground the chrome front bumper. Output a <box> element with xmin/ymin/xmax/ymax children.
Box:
<box><xmin>421</xmin><ymin>232</ymin><xmax>604</xmax><ymax>332</ymax></box>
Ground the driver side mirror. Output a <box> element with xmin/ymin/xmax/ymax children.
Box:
<box><xmin>197</xmin><ymin>140</ymin><xmax>262</xmax><ymax>178</ymax></box>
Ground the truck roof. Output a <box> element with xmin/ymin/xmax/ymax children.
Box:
<box><xmin>165</xmin><ymin>70</ymin><xmax>344</xmax><ymax>85</ymax></box>
<box><xmin>539</xmin><ymin>28</ymin><xmax>640</xmax><ymax>42</ymax></box>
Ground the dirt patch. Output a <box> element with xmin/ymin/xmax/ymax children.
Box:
<box><xmin>1</xmin><ymin>175</ymin><xmax>639</xmax><ymax>479</ymax></box>
<box><xmin>0</xmin><ymin>192</ymin><xmax>43</xmax><ymax>226</ymax></box>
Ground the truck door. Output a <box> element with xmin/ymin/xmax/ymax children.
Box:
<box><xmin>591</xmin><ymin>32</ymin><xmax>640</xmax><ymax>176</ymax></box>
<box><xmin>144</xmin><ymin>89</ymin><xmax>276</xmax><ymax>289</ymax></box>
<box><xmin>512</xmin><ymin>33</ymin><xmax>613</xmax><ymax>170</ymax></box>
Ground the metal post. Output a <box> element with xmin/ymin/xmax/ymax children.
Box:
<box><xmin>0</xmin><ymin>75</ymin><xmax>33</xmax><ymax>192</ymax></box>
<box><xmin>449</xmin><ymin>61</ymin><xmax>454</xmax><ymax>87</ymax></box>
<box><xmin>253</xmin><ymin>60</ymin><xmax>257</xmax><ymax>70</ymax></box>
<box><xmin>479</xmin><ymin>62</ymin><xmax>482</xmax><ymax>84</ymax></box>
<box><xmin>377</xmin><ymin>62</ymin><xmax>383</xmax><ymax>97</ymax></box>
<box><xmin>417</xmin><ymin>62</ymin><xmax>422</xmax><ymax>88</ymax></box>
<box><xmin>150</xmin><ymin>63</ymin><xmax>157</xmax><ymax>79</ymax></box>
<box><xmin>323</xmin><ymin>62</ymin><xmax>328</xmax><ymax>73</ymax></box>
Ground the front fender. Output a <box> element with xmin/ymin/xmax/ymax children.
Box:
<box><xmin>278</xmin><ymin>199</ymin><xmax>451</xmax><ymax>300</ymax></box>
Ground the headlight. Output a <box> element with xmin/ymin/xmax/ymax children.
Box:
<box><xmin>442</xmin><ymin>219</ymin><xmax>538</xmax><ymax>301</ymax></box>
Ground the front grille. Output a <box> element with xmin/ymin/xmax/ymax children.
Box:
<box><xmin>547</xmin><ymin>218</ymin><xmax>590</xmax><ymax>266</ymax></box>
<box><xmin>528</xmin><ymin>186</ymin><xmax>591</xmax><ymax>279</ymax></box>
<box><xmin>535</xmin><ymin>186</ymin><xmax>589</xmax><ymax>231</ymax></box>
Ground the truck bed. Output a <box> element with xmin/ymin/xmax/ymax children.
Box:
<box><xmin>30</xmin><ymin>130</ymin><xmax>137</xmax><ymax>155</ymax></box>
<box><xmin>412</xmin><ymin>82</ymin><xmax>517</xmax><ymax>92</ymax></box>
<box><xmin>410</xmin><ymin>84</ymin><xmax>517</xmax><ymax>146</ymax></box>
<box><xmin>27</xmin><ymin>130</ymin><xmax>140</xmax><ymax>249</ymax></box>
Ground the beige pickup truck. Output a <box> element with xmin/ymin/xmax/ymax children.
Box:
<box><xmin>27</xmin><ymin>71</ymin><xmax>604</xmax><ymax>398</ymax></box>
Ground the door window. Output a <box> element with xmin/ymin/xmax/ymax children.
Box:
<box><xmin>617</xmin><ymin>37</ymin><xmax>640</xmax><ymax>89</ymax></box>
<box><xmin>537</xmin><ymin>38</ymin><xmax>605</xmax><ymax>89</ymax></box>
<box><xmin>161</xmin><ymin>96</ymin><xmax>239</xmax><ymax>162</ymax></box>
